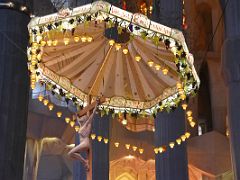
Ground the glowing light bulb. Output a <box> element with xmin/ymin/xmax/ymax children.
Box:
<box><xmin>75</xmin><ymin>125</ymin><xmax>80</xmax><ymax>132</ymax></box>
<box><xmin>63</xmin><ymin>38</ymin><xmax>70</xmax><ymax>45</ymax></box>
<box><xmin>162</xmin><ymin>68</ymin><xmax>168</xmax><ymax>75</ymax></box>
<box><xmin>109</xmin><ymin>39</ymin><xmax>115</xmax><ymax>46</ymax></box>
<box><xmin>148</xmin><ymin>60</ymin><xmax>154</xmax><ymax>67</ymax></box>
<box><xmin>20</xmin><ymin>6</ymin><xmax>27</xmax><ymax>11</ymax></box>
<box><xmin>180</xmin><ymin>94</ymin><xmax>186</xmax><ymax>100</ymax></box>
<box><xmin>87</xmin><ymin>36</ymin><xmax>93</xmax><ymax>42</ymax></box>
<box><xmin>187</xmin><ymin>116</ymin><xmax>193</xmax><ymax>122</ymax></box>
<box><xmin>115</xmin><ymin>43</ymin><xmax>121</xmax><ymax>51</ymax></box>
<box><xmin>81</xmin><ymin>36</ymin><xmax>87</xmax><ymax>43</ymax></box>
<box><xmin>74</xmin><ymin>36</ymin><xmax>80</xmax><ymax>42</ymax></box>
<box><xmin>132</xmin><ymin>146</ymin><xmax>137</xmax><ymax>151</ymax></box>
<box><xmin>65</xmin><ymin>117</ymin><xmax>70</xmax><ymax>123</ymax></box>
<box><xmin>52</xmin><ymin>40</ymin><xmax>58</xmax><ymax>46</ymax></box>
<box><xmin>181</xmin><ymin>135</ymin><xmax>186</xmax><ymax>142</ymax></box>
<box><xmin>30</xmin><ymin>74</ymin><xmax>36</xmax><ymax>81</ymax></box>
<box><xmin>70</xmin><ymin>120</ymin><xmax>75</xmax><ymax>127</ymax></box>
<box><xmin>155</xmin><ymin>64</ymin><xmax>161</xmax><ymax>70</ymax></box>
<box><xmin>38</xmin><ymin>94</ymin><xmax>44</xmax><ymax>102</ymax></box>
<box><xmin>97</xmin><ymin>136</ymin><xmax>102</xmax><ymax>142</ymax></box>
<box><xmin>186</xmin><ymin>110</ymin><xmax>192</xmax><ymax>117</ymax></box>
<box><xmin>114</xmin><ymin>142</ymin><xmax>120</xmax><ymax>147</ymax></box>
<box><xmin>8</xmin><ymin>2</ymin><xmax>14</xmax><ymax>7</ymax></box>
<box><xmin>169</xmin><ymin>142</ymin><xmax>175</xmax><ymax>148</ymax></box>
<box><xmin>43</xmin><ymin>99</ymin><xmax>49</xmax><ymax>106</ymax></box>
<box><xmin>57</xmin><ymin>111</ymin><xmax>62</xmax><ymax>118</ymax></box>
<box><xmin>178</xmin><ymin>88</ymin><xmax>184</xmax><ymax>95</ymax></box>
<box><xmin>122</xmin><ymin>119</ymin><xmax>127</xmax><ymax>125</ymax></box>
<box><xmin>31</xmin><ymin>48</ymin><xmax>37</xmax><ymax>54</ymax></box>
<box><xmin>37</xmin><ymin>54</ymin><xmax>42</xmax><ymax>60</ymax></box>
<box><xmin>139</xmin><ymin>148</ymin><xmax>144</xmax><ymax>154</ymax></box>
<box><xmin>152</xmin><ymin>127</ymin><xmax>155</xmax><ymax>132</ymax></box>
<box><xmin>48</xmin><ymin>103</ymin><xmax>54</xmax><ymax>111</ymax></box>
<box><xmin>154</xmin><ymin>148</ymin><xmax>159</xmax><ymax>154</ymax></box>
<box><xmin>159</xmin><ymin>147</ymin><xmax>165</xmax><ymax>153</ymax></box>
<box><xmin>31</xmin><ymin>58</ymin><xmax>36</xmax><ymax>64</ymax></box>
<box><xmin>31</xmin><ymin>42</ymin><xmax>37</xmax><ymax>48</ymax></box>
<box><xmin>135</xmin><ymin>55</ymin><xmax>141</xmax><ymax>62</ymax></box>
<box><xmin>182</xmin><ymin>103</ymin><xmax>187</xmax><ymax>110</ymax></box>
<box><xmin>185</xmin><ymin>132</ymin><xmax>191</xmax><ymax>138</ymax></box>
<box><xmin>40</xmin><ymin>40</ymin><xmax>46</xmax><ymax>47</ymax></box>
<box><xmin>190</xmin><ymin>121</ymin><xmax>196</xmax><ymax>128</ymax></box>
<box><xmin>125</xmin><ymin>144</ymin><xmax>130</xmax><ymax>150</ymax></box>
<box><xmin>91</xmin><ymin>134</ymin><xmax>96</xmax><ymax>140</ymax></box>
<box><xmin>31</xmin><ymin>82</ymin><xmax>36</xmax><ymax>90</ymax></box>
<box><xmin>122</xmin><ymin>48</ymin><xmax>128</xmax><ymax>54</ymax></box>
<box><xmin>176</xmin><ymin>82</ymin><xmax>182</xmax><ymax>89</ymax></box>
<box><xmin>104</xmin><ymin>138</ymin><xmax>109</xmax><ymax>144</ymax></box>
<box><xmin>47</xmin><ymin>40</ymin><xmax>52</xmax><ymax>46</ymax></box>
<box><xmin>176</xmin><ymin>138</ymin><xmax>182</xmax><ymax>145</ymax></box>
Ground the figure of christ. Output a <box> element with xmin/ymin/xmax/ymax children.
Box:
<box><xmin>68</xmin><ymin>100</ymin><xmax>99</xmax><ymax>171</ymax></box>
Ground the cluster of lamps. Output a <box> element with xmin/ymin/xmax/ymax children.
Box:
<box><xmin>186</xmin><ymin>110</ymin><xmax>196</xmax><ymax>128</ymax></box>
<box><xmin>90</xmin><ymin>133</ymin><xmax>109</xmax><ymax>144</ymax></box>
<box><xmin>90</xmin><ymin>133</ymin><xmax>145</xmax><ymax>154</ymax></box>
<box><xmin>154</xmin><ymin>131</ymin><xmax>191</xmax><ymax>154</ymax></box>
<box><xmin>135</xmin><ymin>55</ymin><xmax>169</xmax><ymax>75</ymax></box>
<box><xmin>108</xmin><ymin>40</ymin><xmax>169</xmax><ymax>75</ymax></box>
<box><xmin>37</xmin><ymin>94</ymin><xmax>81</xmax><ymax>131</ymax></box>
<box><xmin>108</xmin><ymin>39</ymin><xmax>128</xmax><ymax>55</ymax></box>
<box><xmin>176</xmin><ymin>82</ymin><xmax>197</xmax><ymax>128</ymax></box>
<box><xmin>89</xmin><ymin>131</ymin><xmax>191</xmax><ymax>156</ymax></box>
<box><xmin>39</xmin><ymin>35</ymin><xmax>93</xmax><ymax>47</ymax></box>
<box><xmin>29</xmin><ymin>42</ymin><xmax>41</xmax><ymax>90</ymax></box>
<box><xmin>140</xmin><ymin>2</ymin><xmax>153</xmax><ymax>16</ymax></box>
<box><xmin>176</xmin><ymin>82</ymin><xmax>186</xmax><ymax>101</ymax></box>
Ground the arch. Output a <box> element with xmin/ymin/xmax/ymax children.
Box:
<box><xmin>115</xmin><ymin>172</ymin><xmax>137</xmax><ymax>180</ymax></box>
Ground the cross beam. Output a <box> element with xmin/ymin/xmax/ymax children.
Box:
<box><xmin>77</xmin><ymin>97</ymin><xmax>105</xmax><ymax>117</ymax></box>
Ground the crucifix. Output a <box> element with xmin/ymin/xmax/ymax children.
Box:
<box><xmin>68</xmin><ymin>97</ymin><xmax>105</xmax><ymax>179</ymax></box>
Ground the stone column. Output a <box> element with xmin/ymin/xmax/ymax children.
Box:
<box><xmin>152</xmin><ymin>0</ymin><xmax>188</xmax><ymax>179</ymax></box>
<box><xmin>73</xmin><ymin>133</ymin><xmax>87</xmax><ymax>180</ymax></box>
<box><xmin>155</xmin><ymin>108</ymin><xmax>188</xmax><ymax>180</ymax></box>
<box><xmin>152</xmin><ymin>0</ymin><xmax>182</xmax><ymax>30</ymax></box>
<box><xmin>222</xmin><ymin>2</ymin><xmax>240</xmax><ymax>178</ymax></box>
<box><xmin>92</xmin><ymin>114</ymin><xmax>110</xmax><ymax>180</ymax></box>
<box><xmin>0</xmin><ymin>2</ymin><xmax>30</xmax><ymax>180</ymax></box>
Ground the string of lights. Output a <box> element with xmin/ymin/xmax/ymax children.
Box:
<box><xmin>36</xmin><ymin>91</ymin><xmax>197</xmax><ymax>156</ymax></box>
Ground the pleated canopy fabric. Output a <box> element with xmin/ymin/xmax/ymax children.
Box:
<box><xmin>28</xmin><ymin>1</ymin><xmax>199</xmax><ymax>111</ymax></box>
<box><xmin>41</xmin><ymin>22</ymin><xmax>176</xmax><ymax>102</ymax></box>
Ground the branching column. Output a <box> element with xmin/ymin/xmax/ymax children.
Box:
<box><xmin>152</xmin><ymin>0</ymin><xmax>182</xmax><ymax>29</ymax></box>
<box><xmin>152</xmin><ymin>0</ymin><xmax>188</xmax><ymax>179</ymax></box>
<box><xmin>0</xmin><ymin>2</ymin><xmax>30</xmax><ymax>179</ymax></box>
<box><xmin>92</xmin><ymin>114</ymin><xmax>110</xmax><ymax>180</ymax></box>
<box><xmin>155</xmin><ymin>108</ymin><xmax>188</xmax><ymax>180</ymax></box>
<box><xmin>73</xmin><ymin>133</ymin><xmax>87</xmax><ymax>180</ymax></box>
<box><xmin>222</xmin><ymin>1</ymin><xmax>240</xmax><ymax>178</ymax></box>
